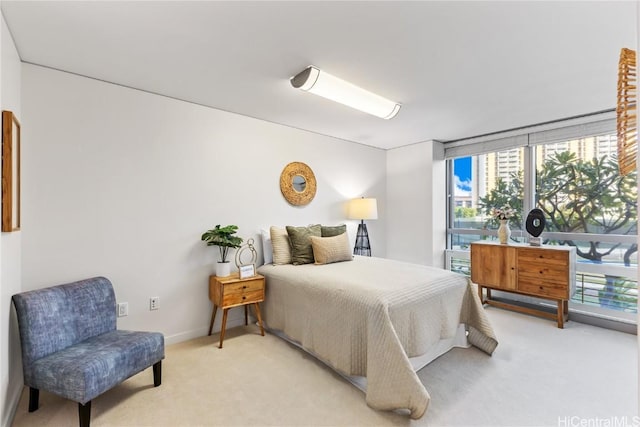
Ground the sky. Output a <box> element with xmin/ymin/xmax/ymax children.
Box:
<box><xmin>454</xmin><ymin>157</ymin><xmax>472</xmax><ymax>197</ymax></box>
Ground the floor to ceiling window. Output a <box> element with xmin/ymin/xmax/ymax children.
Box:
<box><xmin>445</xmin><ymin>112</ymin><xmax>637</xmax><ymax>323</ymax></box>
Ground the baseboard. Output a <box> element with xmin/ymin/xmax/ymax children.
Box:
<box><xmin>2</xmin><ymin>380</ymin><xmax>22</xmax><ymax>427</ymax></box>
<box><xmin>164</xmin><ymin>310</ymin><xmax>251</xmax><ymax>345</ymax></box>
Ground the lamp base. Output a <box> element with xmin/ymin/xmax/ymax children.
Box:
<box><xmin>354</xmin><ymin>221</ymin><xmax>371</xmax><ymax>256</ymax></box>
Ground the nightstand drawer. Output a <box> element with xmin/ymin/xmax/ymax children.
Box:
<box><xmin>223</xmin><ymin>289</ymin><xmax>264</xmax><ymax>306</ymax></box>
<box><xmin>518</xmin><ymin>278</ymin><xmax>568</xmax><ymax>299</ymax></box>
<box><xmin>224</xmin><ymin>279</ymin><xmax>264</xmax><ymax>294</ymax></box>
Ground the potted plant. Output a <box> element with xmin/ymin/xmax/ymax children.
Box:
<box><xmin>201</xmin><ymin>225</ymin><xmax>243</xmax><ymax>277</ymax></box>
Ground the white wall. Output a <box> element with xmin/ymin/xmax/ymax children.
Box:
<box><xmin>0</xmin><ymin>13</ymin><xmax>22</xmax><ymax>427</ymax></box>
<box><xmin>20</xmin><ymin>64</ymin><xmax>387</xmax><ymax>346</ymax></box>
<box><xmin>386</xmin><ymin>141</ymin><xmax>446</xmax><ymax>267</ymax></box>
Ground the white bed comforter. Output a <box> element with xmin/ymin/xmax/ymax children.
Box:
<box><xmin>257</xmin><ymin>256</ymin><xmax>498</xmax><ymax>419</ymax></box>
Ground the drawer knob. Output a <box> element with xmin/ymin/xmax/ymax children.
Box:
<box><xmin>243</xmin><ymin>285</ymin><xmax>247</xmax><ymax>289</ymax></box>
<box><xmin>539</xmin><ymin>286</ymin><xmax>543</xmax><ymax>290</ymax></box>
<box><xmin>242</xmin><ymin>296</ymin><xmax>246</xmax><ymax>300</ymax></box>
<box><xmin>540</xmin><ymin>270</ymin><xmax>543</xmax><ymax>274</ymax></box>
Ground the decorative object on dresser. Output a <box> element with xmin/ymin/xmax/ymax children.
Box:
<box><xmin>2</xmin><ymin>110</ymin><xmax>20</xmax><ymax>232</ymax></box>
<box><xmin>201</xmin><ymin>225</ymin><xmax>243</xmax><ymax>277</ymax></box>
<box><xmin>525</xmin><ymin>208</ymin><xmax>546</xmax><ymax>246</ymax></box>
<box><xmin>492</xmin><ymin>205</ymin><xmax>515</xmax><ymax>244</ymax></box>
<box><xmin>470</xmin><ymin>241</ymin><xmax>576</xmax><ymax>328</ymax></box>
<box><xmin>235</xmin><ymin>238</ymin><xmax>258</xmax><ymax>279</ymax></box>
<box><xmin>279</xmin><ymin>161</ymin><xmax>316</xmax><ymax>206</ymax></box>
<box><xmin>208</xmin><ymin>273</ymin><xmax>265</xmax><ymax>348</ymax></box>
<box><xmin>347</xmin><ymin>197</ymin><xmax>378</xmax><ymax>256</ymax></box>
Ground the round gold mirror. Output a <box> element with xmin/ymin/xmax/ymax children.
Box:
<box><xmin>280</xmin><ymin>162</ymin><xmax>316</xmax><ymax>206</ymax></box>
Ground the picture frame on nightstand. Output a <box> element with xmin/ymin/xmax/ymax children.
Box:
<box><xmin>239</xmin><ymin>263</ymin><xmax>256</xmax><ymax>279</ymax></box>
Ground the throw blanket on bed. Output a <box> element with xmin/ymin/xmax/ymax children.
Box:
<box><xmin>258</xmin><ymin>256</ymin><xmax>498</xmax><ymax>419</ymax></box>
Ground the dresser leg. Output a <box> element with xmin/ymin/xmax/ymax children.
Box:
<box><xmin>219</xmin><ymin>308</ymin><xmax>229</xmax><ymax>348</ymax></box>
<box><xmin>244</xmin><ymin>305</ymin><xmax>248</xmax><ymax>326</ymax></box>
<box><xmin>254</xmin><ymin>303</ymin><xmax>265</xmax><ymax>336</ymax></box>
<box><xmin>556</xmin><ymin>300</ymin><xmax>564</xmax><ymax>329</ymax></box>
<box><xmin>208</xmin><ymin>305</ymin><xmax>218</xmax><ymax>336</ymax></box>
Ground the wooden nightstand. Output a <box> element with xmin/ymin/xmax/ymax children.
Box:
<box><xmin>208</xmin><ymin>273</ymin><xmax>265</xmax><ymax>348</ymax></box>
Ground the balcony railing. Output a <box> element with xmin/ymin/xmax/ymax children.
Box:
<box><xmin>446</xmin><ymin>248</ymin><xmax>638</xmax><ymax>318</ymax></box>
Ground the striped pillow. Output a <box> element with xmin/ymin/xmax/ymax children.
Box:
<box><xmin>310</xmin><ymin>233</ymin><xmax>353</xmax><ymax>265</ymax></box>
<box><xmin>270</xmin><ymin>226</ymin><xmax>292</xmax><ymax>265</ymax></box>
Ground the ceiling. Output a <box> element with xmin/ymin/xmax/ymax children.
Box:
<box><xmin>1</xmin><ymin>1</ymin><xmax>636</xmax><ymax>150</ymax></box>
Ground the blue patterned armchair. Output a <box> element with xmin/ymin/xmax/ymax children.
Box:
<box><xmin>12</xmin><ymin>277</ymin><xmax>165</xmax><ymax>427</ymax></box>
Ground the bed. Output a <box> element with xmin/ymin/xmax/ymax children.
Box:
<box><xmin>257</xmin><ymin>256</ymin><xmax>498</xmax><ymax>419</ymax></box>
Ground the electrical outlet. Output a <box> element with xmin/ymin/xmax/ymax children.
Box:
<box><xmin>150</xmin><ymin>297</ymin><xmax>159</xmax><ymax>311</ymax></box>
<box><xmin>117</xmin><ymin>302</ymin><xmax>128</xmax><ymax>317</ymax></box>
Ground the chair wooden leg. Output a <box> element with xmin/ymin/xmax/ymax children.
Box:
<box><xmin>28</xmin><ymin>388</ymin><xmax>39</xmax><ymax>412</ymax></box>
<box><xmin>78</xmin><ymin>401</ymin><xmax>91</xmax><ymax>427</ymax></box>
<box><xmin>153</xmin><ymin>360</ymin><xmax>162</xmax><ymax>387</ymax></box>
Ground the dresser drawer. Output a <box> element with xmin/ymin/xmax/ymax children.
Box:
<box><xmin>518</xmin><ymin>248</ymin><xmax>568</xmax><ymax>266</ymax></box>
<box><xmin>224</xmin><ymin>279</ymin><xmax>264</xmax><ymax>294</ymax></box>
<box><xmin>518</xmin><ymin>277</ymin><xmax>568</xmax><ymax>299</ymax></box>
<box><xmin>223</xmin><ymin>289</ymin><xmax>264</xmax><ymax>306</ymax></box>
<box><xmin>518</xmin><ymin>263</ymin><xmax>569</xmax><ymax>286</ymax></box>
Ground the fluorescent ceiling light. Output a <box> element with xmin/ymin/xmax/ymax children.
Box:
<box><xmin>290</xmin><ymin>66</ymin><xmax>401</xmax><ymax>120</ymax></box>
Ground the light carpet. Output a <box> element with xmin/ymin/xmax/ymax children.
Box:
<box><xmin>11</xmin><ymin>308</ymin><xmax>638</xmax><ymax>426</ymax></box>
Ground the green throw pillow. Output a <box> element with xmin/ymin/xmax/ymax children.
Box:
<box><xmin>286</xmin><ymin>224</ymin><xmax>321</xmax><ymax>265</ymax></box>
<box><xmin>321</xmin><ymin>224</ymin><xmax>347</xmax><ymax>237</ymax></box>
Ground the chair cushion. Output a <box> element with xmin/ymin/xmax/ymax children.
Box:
<box><xmin>27</xmin><ymin>330</ymin><xmax>164</xmax><ymax>404</ymax></box>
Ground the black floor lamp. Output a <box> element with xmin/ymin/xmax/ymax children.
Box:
<box><xmin>347</xmin><ymin>197</ymin><xmax>378</xmax><ymax>256</ymax></box>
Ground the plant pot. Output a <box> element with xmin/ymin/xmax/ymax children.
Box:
<box><xmin>216</xmin><ymin>262</ymin><xmax>231</xmax><ymax>277</ymax></box>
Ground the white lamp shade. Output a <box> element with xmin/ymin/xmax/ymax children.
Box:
<box><xmin>347</xmin><ymin>198</ymin><xmax>378</xmax><ymax>220</ymax></box>
<box><xmin>291</xmin><ymin>66</ymin><xmax>401</xmax><ymax>120</ymax></box>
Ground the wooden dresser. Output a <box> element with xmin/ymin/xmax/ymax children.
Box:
<box><xmin>470</xmin><ymin>241</ymin><xmax>576</xmax><ymax>328</ymax></box>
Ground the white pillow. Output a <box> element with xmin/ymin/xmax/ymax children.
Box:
<box><xmin>261</xmin><ymin>228</ymin><xmax>273</xmax><ymax>265</ymax></box>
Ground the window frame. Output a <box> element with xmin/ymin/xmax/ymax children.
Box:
<box><xmin>444</xmin><ymin>111</ymin><xmax>637</xmax><ymax>323</ymax></box>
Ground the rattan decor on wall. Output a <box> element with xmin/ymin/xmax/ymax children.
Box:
<box><xmin>279</xmin><ymin>162</ymin><xmax>316</xmax><ymax>206</ymax></box>
<box><xmin>617</xmin><ymin>47</ymin><xmax>637</xmax><ymax>176</ymax></box>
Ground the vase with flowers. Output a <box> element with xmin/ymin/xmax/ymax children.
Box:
<box><xmin>492</xmin><ymin>205</ymin><xmax>516</xmax><ymax>244</ymax></box>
